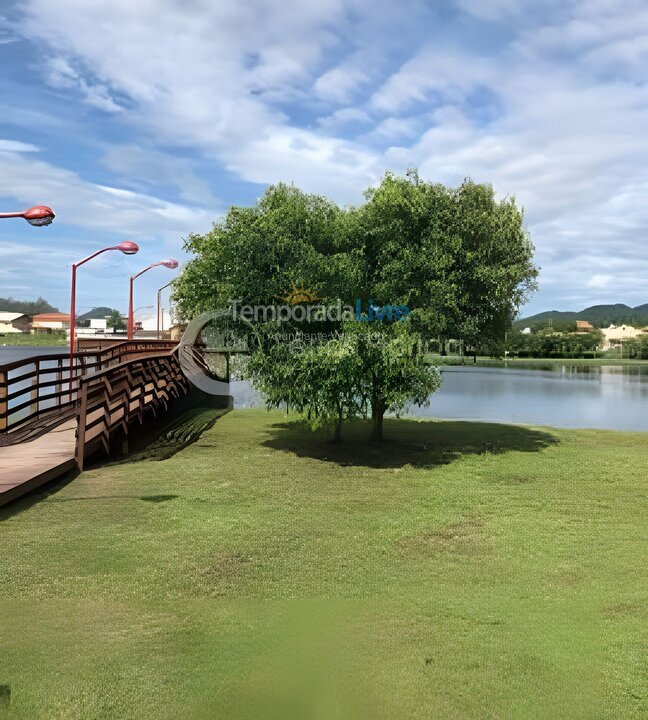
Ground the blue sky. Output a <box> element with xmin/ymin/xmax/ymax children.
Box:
<box><xmin>1</xmin><ymin>0</ymin><xmax>648</xmax><ymax>317</ymax></box>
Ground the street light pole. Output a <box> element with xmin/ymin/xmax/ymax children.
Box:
<box><xmin>156</xmin><ymin>280</ymin><xmax>175</xmax><ymax>339</ymax></box>
<box><xmin>69</xmin><ymin>241</ymin><xmax>139</xmax><ymax>397</ymax></box>
<box><xmin>128</xmin><ymin>259</ymin><xmax>179</xmax><ymax>340</ymax></box>
<box><xmin>0</xmin><ymin>205</ymin><xmax>55</xmax><ymax>226</ymax></box>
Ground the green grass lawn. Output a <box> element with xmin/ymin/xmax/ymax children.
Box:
<box><xmin>0</xmin><ymin>332</ymin><xmax>67</xmax><ymax>347</ymax></box>
<box><xmin>0</xmin><ymin>409</ymin><xmax>646</xmax><ymax>719</ymax></box>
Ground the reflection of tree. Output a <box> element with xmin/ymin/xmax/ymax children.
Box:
<box><xmin>199</xmin><ymin>316</ymin><xmax>250</xmax><ymax>352</ymax></box>
<box><xmin>203</xmin><ymin>352</ymin><xmax>229</xmax><ymax>381</ymax></box>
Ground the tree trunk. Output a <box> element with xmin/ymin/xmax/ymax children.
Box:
<box><xmin>333</xmin><ymin>406</ymin><xmax>343</xmax><ymax>443</ymax></box>
<box><xmin>371</xmin><ymin>402</ymin><xmax>385</xmax><ymax>441</ymax></box>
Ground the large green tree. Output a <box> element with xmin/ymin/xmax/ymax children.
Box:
<box><xmin>174</xmin><ymin>173</ymin><xmax>537</xmax><ymax>440</ymax></box>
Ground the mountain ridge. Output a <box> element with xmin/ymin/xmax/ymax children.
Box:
<box><xmin>516</xmin><ymin>303</ymin><xmax>648</xmax><ymax>329</ymax></box>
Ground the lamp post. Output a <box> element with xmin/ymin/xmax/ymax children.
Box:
<box><xmin>128</xmin><ymin>259</ymin><xmax>178</xmax><ymax>340</ymax></box>
<box><xmin>69</xmin><ymin>241</ymin><xmax>139</xmax><ymax>397</ymax></box>
<box><xmin>156</xmin><ymin>279</ymin><xmax>175</xmax><ymax>339</ymax></box>
<box><xmin>0</xmin><ymin>205</ymin><xmax>55</xmax><ymax>226</ymax></box>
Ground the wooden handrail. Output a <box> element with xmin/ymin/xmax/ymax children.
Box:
<box><xmin>75</xmin><ymin>348</ymin><xmax>187</xmax><ymax>469</ymax></box>
<box><xmin>0</xmin><ymin>340</ymin><xmax>179</xmax><ymax>435</ymax></box>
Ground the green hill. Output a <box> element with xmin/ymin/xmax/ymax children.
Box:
<box><xmin>76</xmin><ymin>306</ymin><xmax>120</xmax><ymax>327</ymax></box>
<box><xmin>516</xmin><ymin>303</ymin><xmax>648</xmax><ymax>329</ymax></box>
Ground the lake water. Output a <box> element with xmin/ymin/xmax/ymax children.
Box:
<box><xmin>2</xmin><ymin>348</ymin><xmax>647</xmax><ymax>431</ymax></box>
<box><xmin>0</xmin><ymin>346</ymin><xmax>67</xmax><ymax>363</ymax></box>
<box><xmin>231</xmin><ymin>364</ymin><xmax>648</xmax><ymax>432</ymax></box>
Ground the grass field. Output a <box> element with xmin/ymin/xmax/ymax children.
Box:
<box><xmin>0</xmin><ymin>409</ymin><xmax>646</xmax><ymax>719</ymax></box>
<box><xmin>0</xmin><ymin>332</ymin><xmax>67</xmax><ymax>347</ymax></box>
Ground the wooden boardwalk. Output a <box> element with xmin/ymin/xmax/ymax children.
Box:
<box><xmin>0</xmin><ymin>342</ymin><xmax>192</xmax><ymax>507</ymax></box>
<box><xmin>0</xmin><ymin>420</ymin><xmax>77</xmax><ymax>507</ymax></box>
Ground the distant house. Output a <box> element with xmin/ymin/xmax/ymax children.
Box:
<box><xmin>0</xmin><ymin>311</ymin><xmax>31</xmax><ymax>334</ymax></box>
<box><xmin>90</xmin><ymin>318</ymin><xmax>108</xmax><ymax>331</ymax></box>
<box><xmin>31</xmin><ymin>312</ymin><xmax>71</xmax><ymax>333</ymax></box>
<box><xmin>600</xmin><ymin>324</ymin><xmax>644</xmax><ymax>351</ymax></box>
<box><xmin>521</xmin><ymin>327</ymin><xmax>532</xmax><ymax>335</ymax></box>
<box><xmin>139</xmin><ymin>309</ymin><xmax>172</xmax><ymax>333</ymax></box>
<box><xmin>575</xmin><ymin>320</ymin><xmax>594</xmax><ymax>332</ymax></box>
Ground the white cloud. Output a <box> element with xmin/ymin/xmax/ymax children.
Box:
<box><xmin>0</xmin><ymin>139</ymin><xmax>39</xmax><ymax>153</ymax></box>
<box><xmin>456</xmin><ymin>0</ymin><xmax>526</xmax><ymax>21</ymax></box>
<box><xmin>317</xmin><ymin>107</ymin><xmax>371</xmax><ymax>132</ymax></box>
<box><xmin>0</xmin><ymin>147</ymin><xmax>214</xmax><ymax>239</ymax></box>
<box><xmin>362</xmin><ymin>116</ymin><xmax>420</xmax><ymax>142</ymax></box>
<box><xmin>314</xmin><ymin>61</ymin><xmax>368</xmax><ymax>103</ymax></box>
<box><xmin>6</xmin><ymin>0</ymin><xmax>648</xmax><ymax>311</ymax></box>
<box><xmin>224</xmin><ymin>127</ymin><xmax>380</xmax><ymax>199</ymax></box>
<box><xmin>587</xmin><ymin>274</ymin><xmax>612</xmax><ymax>289</ymax></box>
<box><xmin>369</xmin><ymin>47</ymin><xmax>493</xmax><ymax>113</ymax></box>
<box><xmin>102</xmin><ymin>145</ymin><xmax>219</xmax><ymax>207</ymax></box>
<box><xmin>44</xmin><ymin>55</ymin><xmax>124</xmax><ymax>113</ymax></box>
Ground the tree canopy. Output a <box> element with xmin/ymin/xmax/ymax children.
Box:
<box><xmin>0</xmin><ymin>296</ymin><xmax>58</xmax><ymax>315</ymax></box>
<box><xmin>173</xmin><ymin>172</ymin><xmax>537</xmax><ymax>440</ymax></box>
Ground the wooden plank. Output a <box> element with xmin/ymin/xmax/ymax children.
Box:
<box><xmin>0</xmin><ymin>420</ymin><xmax>77</xmax><ymax>507</ymax></box>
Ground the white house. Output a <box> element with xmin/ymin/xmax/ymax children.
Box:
<box><xmin>138</xmin><ymin>309</ymin><xmax>173</xmax><ymax>333</ymax></box>
<box><xmin>600</xmin><ymin>324</ymin><xmax>645</xmax><ymax>351</ymax></box>
<box><xmin>0</xmin><ymin>311</ymin><xmax>30</xmax><ymax>333</ymax></box>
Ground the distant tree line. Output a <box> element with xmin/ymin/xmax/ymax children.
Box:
<box><xmin>620</xmin><ymin>335</ymin><xmax>648</xmax><ymax>360</ymax></box>
<box><xmin>0</xmin><ymin>296</ymin><xmax>58</xmax><ymax>314</ymax></box>
<box><xmin>507</xmin><ymin>328</ymin><xmax>604</xmax><ymax>358</ymax></box>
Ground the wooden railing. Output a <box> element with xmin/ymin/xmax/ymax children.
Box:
<box><xmin>75</xmin><ymin>349</ymin><xmax>188</xmax><ymax>470</ymax></box>
<box><xmin>0</xmin><ymin>340</ymin><xmax>177</xmax><ymax>436</ymax></box>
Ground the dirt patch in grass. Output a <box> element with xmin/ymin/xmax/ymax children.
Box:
<box><xmin>187</xmin><ymin>553</ymin><xmax>253</xmax><ymax>595</ymax></box>
<box><xmin>602</xmin><ymin>602</ymin><xmax>647</xmax><ymax>618</ymax></box>
<box><xmin>399</xmin><ymin>516</ymin><xmax>486</xmax><ymax>555</ymax></box>
<box><xmin>548</xmin><ymin>568</ymin><xmax>585</xmax><ymax>589</ymax></box>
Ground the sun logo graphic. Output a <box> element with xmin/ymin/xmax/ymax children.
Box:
<box><xmin>273</xmin><ymin>284</ymin><xmax>322</xmax><ymax>305</ymax></box>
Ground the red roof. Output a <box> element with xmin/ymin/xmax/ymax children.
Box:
<box><xmin>32</xmin><ymin>313</ymin><xmax>70</xmax><ymax>322</ymax></box>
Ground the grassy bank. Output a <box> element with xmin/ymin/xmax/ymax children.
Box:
<box><xmin>0</xmin><ymin>332</ymin><xmax>67</xmax><ymax>347</ymax></box>
<box><xmin>0</xmin><ymin>409</ymin><xmax>646</xmax><ymax>719</ymax></box>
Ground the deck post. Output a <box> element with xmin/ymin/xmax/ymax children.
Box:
<box><xmin>30</xmin><ymin>359</ymin><xmax>39</xmax><ymax>422</ymax></box>
<box><xmin>0</xmin><ymin>369</ymin><xmax>7</xmax><ymax>432</ymax></box>
<box><xmin>55</xmin><ymin>359</ymin><xmax>63</xmax><ymax>407</ymax></box>
<box><xmin>76</xmin><ymin>379</ymin><xmax>88</xmax><ymax>471</ymax></box>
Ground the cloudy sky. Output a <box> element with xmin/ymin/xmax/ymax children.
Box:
<box><xmin>1</xmin><ymin>0</ymin><xmax>647</xmax><ymax>317</ymax></box>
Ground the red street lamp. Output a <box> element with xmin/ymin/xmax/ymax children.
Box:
<box><xmin>0</xmin><ymin>205</ymin><xmax>55</xmax><ymax>226</ymax></box>
<box><xmin>128</xmin><ymin>259</ymin><xmax>179</xmax><ymax>340</ymax></box>
<box><xmin>69</xmin><ymin>241</ymin><xmax>139</xmax><ymax>396</ymax></box>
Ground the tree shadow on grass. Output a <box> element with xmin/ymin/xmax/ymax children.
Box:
<box><xmin>262</xmin><ymin>417</ymin><xmax>559</xmax><ymax>469</ymax></box>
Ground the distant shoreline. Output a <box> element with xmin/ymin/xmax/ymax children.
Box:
<box><xmin>438</xmin><ymin>355</ymin><xmax>648</xmax><ymax>367</ymax></box>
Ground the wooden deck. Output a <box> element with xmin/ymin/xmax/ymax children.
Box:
<box><xmin>0</xmin><ymin>419</ymin><xmax>77</xmax><ymax>507</ymax></box>
<box><xmin>0</xmin><ymin>342</ymin><xmax>197</xmax><ymax>508</ymax></box>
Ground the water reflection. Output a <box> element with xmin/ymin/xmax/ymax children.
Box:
<box><xmin>231</xmin><ymin>364</ymin><xmax>648</xmax><ymax>432</ymax></box>
<box><xmin>407</xmin><ymin>365</ymin><xmax>648</xmax><ymax>430</ymax></box>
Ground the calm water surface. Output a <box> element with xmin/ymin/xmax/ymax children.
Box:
<box><xmin>0</xmin><ymin>346</ymin><xmax>67</xmax><ymax>363</ymax></box>
<box><xmin>231</xmin><ymin>363</ymin><xmax>648</xmax><ymax>432</ymax></box>
<box><xmin>2</xmin><ymin>348</ymin><xmax>646</xmax><ymax>431</ymax></box>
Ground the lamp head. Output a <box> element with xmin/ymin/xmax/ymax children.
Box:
<box><xmin>161</xmin><ymin>258</ymin><xmax>179</xmax><ymax>269</ymax></box>
<box><xmin>117</xmin><ymin>241</ymin><xmax>139</xmax><ymax>255</ymax></box>
<box><xmin>23</xmin><ymin>205</ymin><xmax>55</xmax><ymax>227</ymax></box>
